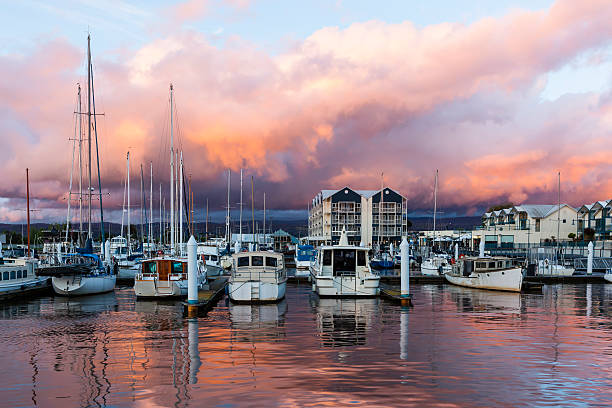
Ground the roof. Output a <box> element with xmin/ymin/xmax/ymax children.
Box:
<box><xmin>317</xmin><ymin>187</ymin><xmax>405</xmax><ymax>201</ymax></box>
<box><xmin>578</xmin><ymin>200</ymin><xmax>611</xmax><ymax>213</ymax></box>
<box><xmin>514</xmin><ymin>204</ymin><xmax>574</xmax><ymax>218</ymax></box>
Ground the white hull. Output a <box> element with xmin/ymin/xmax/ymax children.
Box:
<box><xmin>294</xmin><ymin>262</ymin><xmax>310</xmax><ymax>278</ymax></box>
<box><xmin>134</xmin><ymin>278</ymin><xmax>192</xmax><ymax>298</ymax></box>
<box><xmin>312</xmin><ymin>275</ymin><xmax>380</xmax><ymax>297</ymax></box>
<box><xmin>52</xmin><ymin>275</ymin><xmax>116</xmax><ymax>296</ymax></box>
<box><xmin>421</xmin><ymin>259</ymin><xmax>452</xmax><ymax>276</ymax></box>
<box><xmin>118</xmin><ymin>264</ymin><xmax>139</xmax><ymax>279</ymax></box>
<box><xmin>444</xmin><ymin>267</ymin><xmax>523</xmax><ymax>292</ymax></box>
<box><xmin>536</xmin><ymin>264</ymin><xmax>574</xmax><ymax>277</ymax></box>
<box><xmin>229</xmin><ymin>280</ymin><xmax>287</xmax><ymax>302</ymax></box>
<box><xmin>205</xmin><ymin>264</ymin><xmax>224</xmax><ymax>277</ymax></box>
<box><xmin>605</xmin><ymin>274</ymin><xmax>612</xmax><ymax>283</ymax></box>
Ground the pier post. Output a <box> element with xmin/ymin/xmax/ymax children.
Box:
<box><xmin>400</xmin><ymin>237</ymin><xmax>410</xmax><ymax>301</ymax></box>
<box><xmin>587</xmin><ymin>241</ymin><xmax>593</xmax><ymax>275</ymax></box>
<box><xmin>234</xmin><ymin>240</ymin><xmax>240</xmax><ymax>254</ymax></box>
<box><xmin>454</xmin><ymin>242</ymin><xmax>459</xmax><ymax>260</ymax></box>
<box><xmin>104</xmin><ymin>239</ymin><xmax>110</xmax><ymax>263</ymax></box>
<box><xmin>187</xmin><ymin>235</ymin><xmax>198</xmax><ymax>304</ymax></box>
<box><xmin>390</xmin><ymin>242</ymin><xmax>394</xmax><ymax>257</ymax></box>
<box><xmin>479</xmin><ymin>240</ymin><xmax>485</xmax><ymax>258</ymax></box>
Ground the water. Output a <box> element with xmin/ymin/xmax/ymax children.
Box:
<box><xmin>1</xmin><ymin>282</ymin><xmax>612</xmax><ymax>407</ymax></box>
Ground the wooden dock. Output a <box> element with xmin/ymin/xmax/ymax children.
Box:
<box><xmin>379</xmin><ymin>284</ymin><xmax>413</xmax><ymax>306</ymax></box>
<box><xmin>182</xmin><ymin>276</ymin><xmax>228</xmax><ymax>317</ymax></box>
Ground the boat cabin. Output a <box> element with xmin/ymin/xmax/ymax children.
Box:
<box><xmin>140</xmin><ymin>258</ymin><xmax>186</xmax><ymax>281</ymax></box>
<box><xmin>296</xmin><ymin>245</ymin><xmax>316</xmax><ymax>262</ymax></box>
<box><xmin>316</xmin><ymin>246</ymin><xmax>370</xmax><ymax>277</ymax></box>
<box><xmin>456</xmin><ymin>256</ymin><xmax>517</xmax><ymax>276</ymax></box>
<box><xmin>232</xmin><ymin>251</ymin><xmax>285</xmax><ymax>282</ymax></box>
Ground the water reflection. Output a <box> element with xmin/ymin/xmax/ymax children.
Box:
<box><xmin>229</xmin><ymin>300</ymin><xmax>288</xmax><ymax>343</ymax></box>
<box><xmin>445</xmin><ymin>285</ymin><xmax>521</xmax><ymax>314</ymax></box>
<box><xmin>314</xmin><ymin>297</ymin><xmax>378</xmax><ymax>348</ymax></box>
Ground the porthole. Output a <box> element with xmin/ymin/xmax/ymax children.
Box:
<box><xmin>501</xmin><ymin>271</ymin><xmax>505</xmax><ymax>275</ymax></box>
<box><xmin>344</xmin><ymin>189</ymin><xmax>348</xmax><ymax>194</ymax></box>
<box><xmin>385</xmin><ymin>190</ymin><xmax>389</xmax><ymax>194</ymax></box>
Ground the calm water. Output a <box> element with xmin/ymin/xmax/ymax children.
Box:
<box><xmin>1</xmin><ymin>282</ymin><xmax>612</xmax><ymax>407</ymax></box>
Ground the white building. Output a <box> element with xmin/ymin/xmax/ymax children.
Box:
<box><xmin>309</xmin><ymin>187</ymin><xmax>407</xmax><ymax>247</ymax></box>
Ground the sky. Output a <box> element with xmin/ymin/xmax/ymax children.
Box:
<box><xmin>1</xmin><ymin>0</ymin><xmax>612</xmax><ymax>224</ymax></box>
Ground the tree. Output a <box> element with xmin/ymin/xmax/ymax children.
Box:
<box><xmin>568</xmin><ymin>232</ymin><xmax>576</xmax><ymax>241</ymax></box>
<box><xmin>486</xmin><ymin>202</ymin><xmax>514</xmax><ymax>212</ymax></box>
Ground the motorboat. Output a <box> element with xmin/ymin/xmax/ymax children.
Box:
<box><xmin>421</xmin><ymin>254</ymin><xmax>452</xmax><ymax>276</ymax></box>
<box><xmin>0</xmin><ymin>257</ymin><xmax>49</xmax><ymax>300</ymax></box>
<box><xmin>536</xmin><ymin>258</ymin><xmax>574</xmax><ymax>276</ymax></box>
<box><xmin>310</xmin><ymin>229</ymin><xmax>379</xmax><ymax>297</ymax></box>
<box><xmin>197</xmin><ymin>244</ymin><xmax>224</xmax><ymax>277</ymax></box>
<box><xmin>444</xmin><ymin>256</ymin><xmax>523</xmax><ymax>292</ymax></box>
<box><xmin>294</xmin><ymin>244</ymin><xmax>316</xmax><ymax>277</ymax></box>
<box><xmin>229</xmin><ymin>251</ymin><xmax>286</xmax><ymax>303</ymax></box>
<box><xmin>370</xmin><ymin>252</ymin><xmax>394</xmax><ymax>269</ymax></box>
<box><xmin>134</xmin><ymin>256</ymin><xmax>207</xmax><ymax>298</ymax></box>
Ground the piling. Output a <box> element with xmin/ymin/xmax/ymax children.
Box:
<box><xmin>187</xmin><ymin>236</ymin><xmax>198</xmax><ymax>304</ymax></box>
<box><xmin>399</xmin><ymin>237</ymin><xmax>412</xmax><ymax>306</ymax></box>
<box><xmin>587</xmin><ymin>241</ymin><xmax>593</xmax><ymax>275</ymax></box>
<box><xmin>479</xmin><ymin>240</ymin><xmax>485</xmax><ymax>257</ymax></box>
<box><xmin>454</xmin><ymin>242</ymin><xmax>459</xmax><ymax>260</ymax></box>
<box><xmin>104</xmin><ymin>239</ymin><xmax>110</xmax><ymax>263</ymax></box>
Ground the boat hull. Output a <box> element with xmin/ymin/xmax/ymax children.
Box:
<box><xmin>134</xmin><ymin>278</ymin><xmax>188</xmax><ymax>298</ymax></box>
<box><xmin>229</xmin><ymin>280</ymin><xmax>287</xmax><ymax>303</ymax></box>
<box><xmin>52</xmin><ymin>275</ymin><xmax>116</xmax><ymax>296</ymax></box>
<box><xmin>444</xmin><ymin>267</ymin><xmax>523</xmax><ymax>292</ymax></box>
<box><xmin>605</xmin><ymin>274</ymin><xmax>612</xmax><ymax>283</ymax></box>
<box><xmin>118</xmin><ymin>264</ymin><xmax>139</xmax><ymax>280</ymax></box>
<box><xmin>205</xmin><ymin>264</ymin><xmax>224</xmax><ymax>277</ymax></box>
<box><xmin>313</xmin><ymin>275</ymin><xmax>380</xmax><ymax>297</ymax></box>
<box><xmin>0</xmin><ymin>277</ymin><xmax>50</xmax><ymax>300</ymax></box>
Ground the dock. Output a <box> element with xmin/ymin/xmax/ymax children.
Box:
<box><xmin>183</xmin><ymin>276</ymin><xmax>229</xmax><ymax>317</ymax></box>
<box><xmin>379</xmin><ymin>284</ymin><xmax>413</xmax><ymax>306</ymax></box>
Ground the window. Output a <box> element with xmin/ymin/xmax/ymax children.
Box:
<box><xmin>17</xmin><ymin>270</ymin><xmax>22</xmax><ymax>279</ymax></box>
<box><xmin>210</xmin><ymin>255</ymin><xmax>218</xmax><ymax>261</ymax></box>
<box><xmin>238</xmin><ymin>256</ymin><xmax>249</xmax><ymax>267</ymax></box>
<box><xmin>563</xmin><ymin>219</ymin><xmax>566</xmax><ymax>223</ymax></box>
<box><xmin>252</xmin><ymin>256</ymin><xmax>264</xmax><ymax>266</ymax></box>
<box><xmin>10</xmin><ymin>271</ymin><xmax>16</xmax><ymax>279</ymax></box>
<box><xmin>488</xmin><ymin>262</ymin><xmax>496</xmax><ymax>269</ymax></box>
<box><xmin>143</xmin><ymin>262</ymin><xmax>157</xmax><ymax>274</ymax></box>
<box><xmin>204</xmin><ymin>255</ymin><xmax>210</xmax><ymax>260</ymax></box>
<box><xmin>22</xmin><ymin>269</ymin><xmax>27</xmax><ymax>278</ymax></box>
<box><xmin>266</xmin><ymin>257</ymin><xmax>277</xmax><ymax>267</ymax></box>
<box><xmin>475</xmin><ymin>262</ymin><xmax>487</xmax><ymax>269</ymax></box>
<box><xmin>333</xmin><ymin>249</ymin><xmax>356</xmax><ymax>275</ymax></box>
<box><xmin>323</xmin><ymin>250</ymin><xmax>332</xmax><ymax>266</ymax></box>
<box><xmin>3</xmin><ymin>272</ymin><xmax>8</xmax><ymax>280</ymax></box>
<box><xmin>0</xmin><ymin>272</ymin><xmax>2</xmax><ymax>281</ymax></box>
<box><xmin>172</xmin><ymin>262</ymin><xmax>184</xmax><ymax>274</ymax></box>
<box><xmin>357</xmin><ymin>250</ymin><xmax>366</xmax><ymax>266</ymax></box>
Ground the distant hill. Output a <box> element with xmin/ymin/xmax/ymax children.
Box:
<box><xmin>408</xmin><ymin>216</ymin><xmax>481</xmax><ymax>231</ymax></box>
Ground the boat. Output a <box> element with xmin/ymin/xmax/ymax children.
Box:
<box><xmin>310</xmin><ymin>229</ymin><xmax>380</xmax><ymax>297</ymax></box>
<box><xmin>0</xmin><ymin>257</ymin><xmax>49</xmax><ymax>300</ymax></box>
<box><xmin>229</xmin><ymin>251</ymin><xmax>286</xmax><ymax>303</ymax></box>
<box><xmin>134</xmin><ymin>256</ymin><xmax>207</xmax><ymax>298</ymax></box>
<box><xmin>421</xmin><ymin>254</ymin><xmax>452</xmax><ymax>276</ymax></box>
<box><xmin>536</xmin><ymin>259</ymin><xmax>574</xmax><ymax>276</ymax></box>
<box><xmin>370</xmin><ymin>252</ymin><xmax>394</xmax><ymax>269</ymax></box>
<box><xmin>444</xmin><ymin>256</ymin><xmax>523</xmax><ymax>292</ymax></box>
<box><xmin>197</xmin><ymin>244</ymin><xmax>224</xmax><ymax>277</ymax></box>
<box><xmin>47</xmin><ymin>252</ymin><xmax>116</xmax><ymax>296</ymax></box>
<box><xmin>294</xmin><ymin>244</ymin><xmax>315</xmax><ymax>277</ymax></box>
<box><xmin>605</xmin><ymin>268</ymin><xmax>612</xmax><ymax>283</ymax></box>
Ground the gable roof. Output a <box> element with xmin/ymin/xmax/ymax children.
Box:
<box><xmin>514</xmin><ymin>204</ymin><xmax>575</xmax><ymax>218</ymax></box>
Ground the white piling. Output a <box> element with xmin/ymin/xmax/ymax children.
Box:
<box><xmin>400</xmin><ymin>237</ymin><xmax>410</xmax><ymax>297</ymax></box>
<box><xmin>479</xmin><ymin>240</ymin><xmax>485</xmax><ymax>258</ymax></box>
<box><xmin>454</xmin><ymin>242</ymin><xmax>459</xmax><ymax>260</ymax></box>
<box><xmin>587</xmin><ymin>241</ymin><xmax>593</xmax><ymax>275</ymax></box>
<box><xmin>249</xmin><ymin>243</ymin><xmax>254</xmax><ymax>252</ymax></box>
<box><xmin>187</xmin><ymin>235</ymin><xmax>198</xmax><ymax>304</ymax></box>
<box><xmin>390</xmin><ymin>243</ymin><xmax>394</xmax><ymax>257</ymax></box>
<box><xmin>104</xmin><ymin>239</ymin><xmax>111</xmax><ymax>264</ymax></box>
<box><xmin>234</xmin><ymin>240</ymin><xmax>241</xmax><ymax>254</ymax></box>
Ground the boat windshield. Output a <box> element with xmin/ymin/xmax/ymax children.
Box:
<box><xmin>143</xmin><ymin>262</ymin><xmax>157</xmax><ymax>274</ymax></box>
<box><xmin>333</xmin><ymin>249</ymin><xmax>356</xmax><ymax>276</ymax></box>
<box><xmin>266</xmin><ymin>257</ymin><xmax>278</xmax><ymax>267</ymax></box>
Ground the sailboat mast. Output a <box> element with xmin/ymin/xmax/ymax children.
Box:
<box><xmin>379</xmin><ymin>172</ymin><xmax>384</xmax><ymax>250</ymax></box>
<box><xmin>66</xmin><ymin>87</ymin><xmax>78</xmax><ymax>242</ymax></box>
<box><xmin>150</xmin><ymin>162</ymin><xmax>153</xmax><ymax>247</ymax></box>
<box><xmin>159</xmin><ymin>183</ymin><xmax>162</xmax><ymax>245</ymax></box>
<box><xmin>251</xmin><ymin>176</ymin><xmax>255</xmax><ymax>247</ymax></box>
<box><xmin>87</xmin><ymin>35</ymin><xmax>92</xmax><ymax>240</ymax></box>
<box><xmin>226</xmin><ymin>170</ymin><xmax>231</xmax><ymax>244</ymax></box>
<box><xmin>263</xmin><ymin>192</ymin><xmax>266</xmax><ymax>246</ymax></box>
<box><xmin>206</xmin><ymin>198</ymin><xmax>208</xmax><ymax>242</ymax></box>
<box><xmin>77</xmin><ymin>84</ymin><xmax>83</xmax><ymax>245</ymax></box>
<box><xmin>180</xmin><ymin>151</ymin><xmax>183</xmax><ymax>253</ymax></box>
<box><xmin>169</xmin><ymin>84</ymin><xmax>175</xmax><ymax>254</ymax></box>
<box><xmin>26</xmin><ymin>168</ymin><xmax>30</xmax><ymax>258</ymax></box>
<box><xmin>239</xmin><ymin>169</ymin><xmax>243</xmax><ymax>246</ymax></box>
<box><xmin>557</xmin><ymin>171</ymin><xmax>561</xmax><ymax>257</ymax></box>
<box><xmin>140</xmin><ymin>163</ymin><xmax>144</xmax><ymax>247</ymax></box>
<box><xmin>127</xmin><ymin>151</ymin><xmax>131</xmax><ymax>255</ymax></box>
<box><xmin>433</xmin><ymin>169</ymin><xmax>438</xmax><ymax>245</ymax></box>
<box><xmin>121</xmin><ymin>177</ymin><xmax>126</xmax><ymax>238</ymax></box>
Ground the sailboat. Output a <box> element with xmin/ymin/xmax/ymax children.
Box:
<box><xmin>41</xmin><ymin>35</ymin><xmax>116</xmax><ymax>296</ymax></box>
<box><xmin>420</xmin><ymin>169</ymin><xmax>451</xmax><ymax>276</ymax></box>
<box><xmin>134</xmin><ymin>84</ymin><xmax>207</xmax><ymax>298</ymax></box>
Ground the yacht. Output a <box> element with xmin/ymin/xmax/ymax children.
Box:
<box><xmin>44</xmin><ymin>252</ymin><xmax>116</xmax><ymax>296</ymax></box>
<box><xmin>0</xmin><ymin>257</ymin><xmax>49</xmax><ymax>300</ymax></box>
<box><xmin>310</xmin><ymin>229</ymin><xmax>380</xmax><ymax>297</ymax></box>
<box><xmin>197</xmin><ymin>244</ymin><xmax>224</xmax><ymax>277</ymax></box>
<box><xmin>420</xmin><ymin>254</ymin><xmax>452</xmax><ymax>276</ymax></box>
<box><xmin>605</xmin><ymin>268</ymin><xmax>612</xmax><ymax>283</ymax></box>
<box><xmin>444</xmin><ymin>256</ymin><xmax>523</xmax><ymax>292</ymax></box>
<box><xmin>229</xmin><ymin>251</ymin><xmax>286</xmax><ymax>303</ymax></box>
<box><xmin>294</xmin><ymin>244</ymin><xmax>316</xmax><ymax>277</ymax></box>
<box><xmin>134</xmin><ymin>256</ymin><xmax>207</xmax><ymax>298</ymax></box>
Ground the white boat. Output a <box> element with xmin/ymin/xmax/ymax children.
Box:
<box><xmin>310</xmin><ymin>229</ymin><xmax>380</xmax><ymax>297</ymax></box>
<box><xmin>605</xmin><ymin>268</ymin><xmax>612</xmax><ymax>283</ymax></box>
<box><xmin>0</xmin><ymin>258</ymin><xmax>49</xmax><ymax>300</ymax></box>
<box><xmin>117</xmin><ymin>259</ymin><xmax>141</xmax><ymax>280</ymax></box>
<box><xmin>197</xmin><ymin>244</ymin><xmax>224</xmax><ymax>277</ymax></box>
<box><xmin>134</xmin><ymin>257</ymin><xmax>207</xmax><ymax>298</ymax></box>
<box><xmin>444</xmin><ymin>256</ymin><xmax>523</xmax><ymax>292</ymax></box>
<box><xmin>421</xmin><ymin>254</ymin><xmax>452</xmax><ymax>276</ymax></box>
<box><xmin>536</xmin><ymin>259</ymin><xmax>574</xmax><ymax>276</ymax></box>
<box><xmin>229</xmin><ymin>251</ymin><xmax>286</xmax><ymax>303</ymax></box>
<box><xmin>294</xmin><ymin>244</ymin><xmax>315</xmax><ymax>277</ymax></box>
<box><xmin>48</xmin><ymin>253</ymin><xmax>117</xmax><ymax>296</ymax></box>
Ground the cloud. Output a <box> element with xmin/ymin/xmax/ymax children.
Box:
<box><xmin>1</xmin><ymin>0</ymin><xmax>612</xmax><ymax>222</ymax></box>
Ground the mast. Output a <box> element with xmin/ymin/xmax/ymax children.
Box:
<box><xmin>263</xmin><ymin>192</ymin><xmax>266</xmax><ymax>247</ymax></box>
<box><xmin>87</xmin><ymin>34</ymin><xmax>92</xmax><ymax>240</ymax></box>
<box><xmin>140</xmin><ymin>163</ymin><xmax>145</xmax><ymax>249</ymax></box>
<box><xmin>251</xmin><ymin>175</ymin><xmax>255</xmax><ymax>248</ymax></box>
<box><xmin>150</xmin><ymin>162</ymin><xmax>153</xmax><ymax>248</ymax></box>
<box><xmin>433</xmin><ymin>169</ymin><xmax>438</xmax><ymax>248</ymax></box>
<box><xmin>159</xmin><ymin>183</ymin><xmax>162</xmax><ymax>245</ymax></box>
<box><xmin>78</xmin><ymin>84</ymin><xmax>83</xmax><ymax>245</ymax></box>
<box><xmin>557</xmin><ymin>171</ymin><xmax>561</xmax><ymax>262</ymax></box>
<box><xmin>239</xmin><ymin>169</ymin><xmax>243</xmax><ymax>247</ymax></box>
<box><xmin>179</xmin><ymin>151</ymin><xmax>183</xmax><ymax>253</ymax></box>
<box><xmin>66</xmin><ymin>86</ymin><xmax>78</xmax><ymax>242</ymax></box>
<box><xmin>206</xmin><ymin>198</ymin><xmax>208</xmax><ymax>242</ymax></box>
<box><xmin>127</xmin><ymin>151</ymin><xmax>131</xmax><ymax>256</ymax></box>
<box><xmin>175</xmin><ymin>150</ymin><xmax>179</xmax><ymax>248</ymax></box>
<box><xmin>26</xmin><ymin>168</ymin><xmax>30</xmax><ymax>258</ymax></box>
<box><xmin>120</xmin><ymin>177</ymin><xmax>126</xmax><ymax>238</ymax></box>
<box><xmin>90</xmin><ymin>38</ymin><xmax>105</xmax><ymax>244</ymax></box>
<box><xmin>226</xmin><ymin>170</ymin><xmax>231</xmax><ymax>245</ymax></box>
<box><xmin>379</xmin><ymin>172</ymin><xmax>384</xmax><ymax>251</ymax></box>
<box><xmin>169</xmin><ymin>84</ymin><xmax>175</xmax><ymax>254</ymax></box>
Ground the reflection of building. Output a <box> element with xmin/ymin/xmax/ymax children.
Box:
<box><xmin>309</xmin><ymin>187</ymin><xmax>407</xmax><ymax>247</ymax></box>
<box><xmin>315</xmin><ymin>298</ymin><xmax>378</xmax><ymax>347</ymax></box>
